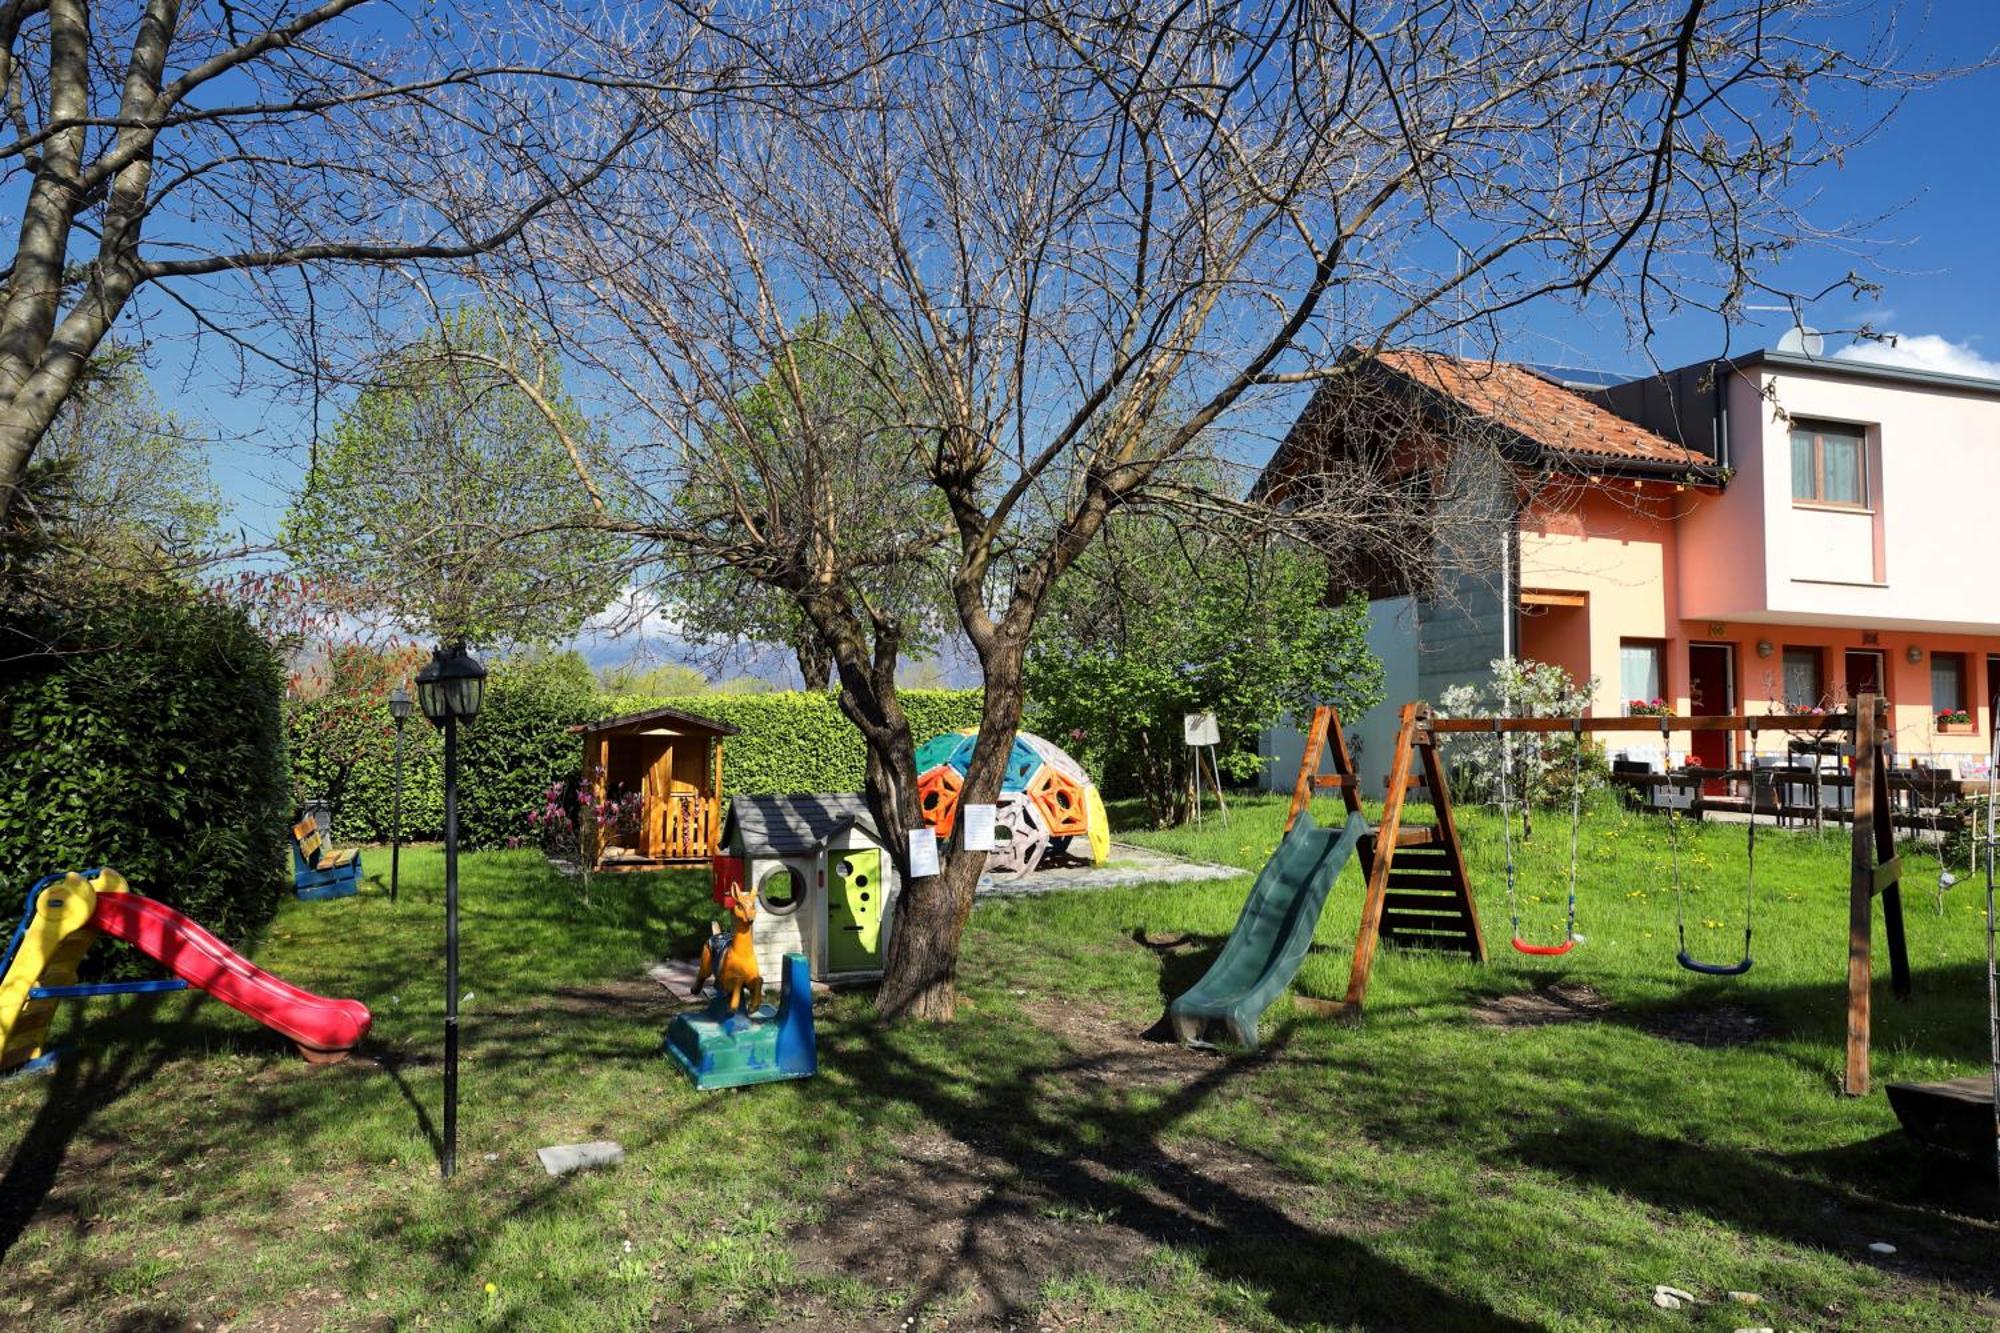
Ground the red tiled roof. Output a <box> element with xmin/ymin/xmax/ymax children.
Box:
<box><xmin>1370</xmin><ymin>349</ymin><xmax>1711</xmax><ymax>471</ymax></box>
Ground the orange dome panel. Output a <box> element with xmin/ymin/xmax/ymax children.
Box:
<box><xmin>917</xmin><ymin>764</ymin><xmax>963</xmax><ymax>837</ymax></box>
<box><xmin>1026</xmin><ymin>766</ymin><xmax>1090</xmax><ymax>837</ymax></box>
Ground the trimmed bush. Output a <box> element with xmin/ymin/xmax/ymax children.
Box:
<box><xmin>0</xmin><ymin>588</ymin><xmax>291</xmax><ymax>955</ymax></box>
<box><xmin>613</xmin><ymin>690</ymin><xmax>984</xmax><ymax>796</ymax></box>
<box><xmin>287</xmin><ymin>652</ymin><xmax>601</xmax><ymax>851</ymax></box>
<box><xmin>458</xmin><ymin>654</ymin><xmax>602</xmax><ymax>849</ymax></box>
<box><xmin>288</xmin><ymin>675</ymin><xmax>985</xmax><ymax>846</ymax></box>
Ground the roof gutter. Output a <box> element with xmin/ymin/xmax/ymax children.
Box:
<box><xmin>1703</xmin><ymin>348</ymin><xmax>2000</xmax><ymax>401</ymax></box>
<box><xmin>1509</xmin><ymin>440</ymin><xmax>1727</xmax><ymax>486</ymax></box>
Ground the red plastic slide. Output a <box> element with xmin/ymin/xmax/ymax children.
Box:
<box><xmin>90</xmin><ymin>892</ymin><xmax>372</xmax><ymax>1059</ymax></box>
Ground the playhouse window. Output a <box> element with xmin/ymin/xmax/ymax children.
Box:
<box><xmin>757</xmin><ymin>865</ymin><xmax>801</xmax><ymax>915</ymax></box>
<box><xmin>1790</xmin><ymin>421</ymin><xmax>1866</xmax><ymax>506</ymax></box>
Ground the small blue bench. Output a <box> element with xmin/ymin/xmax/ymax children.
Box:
<box><xmin>292</xmin><ymin>813</ymin><xmax>361</xmax><ymax>900</ymax></box>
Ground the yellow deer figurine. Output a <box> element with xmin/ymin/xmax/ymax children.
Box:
<box><xmin>690</xmin><ymin>883</ymin><xmax>763</xmax><ymax>1018</ymax></box>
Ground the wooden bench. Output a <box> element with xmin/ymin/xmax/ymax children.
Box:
<box><xmin>292</xmin><ymin>812</ymin><xmax>362</xmax><ymax>900</ymax></box>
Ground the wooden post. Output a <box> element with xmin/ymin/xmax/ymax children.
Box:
<box><xmin>1343</xmin><ymin>703</ymin><xmax>1419</xmax><ymax>1009</ymax></box>
<box><xmin>709</xmin><ymin>738</ymin><xmax>725</xmax><ymax>856</ymax></box>
<box><xmin>1286</xmin><ymin>707</ymin><xmax>1333</xmax><ymax>832</ymax></box>
<box><xmin>1285</xmin><ymin>705</ymin><xmax>1364</xmax><ymax>834</ymax></box>
<box><xmin>1325</xmin><ymin>706</ymin><xmax>1365</xmax><ymax>822</ymax></box>
<box><xmin>1845</xmin><ymin>694</ymin><xmax>1913</xmax><ymax>1094</ymax></box>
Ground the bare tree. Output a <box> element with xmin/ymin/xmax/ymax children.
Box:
<box><xmin>0</xmin><ymin>0</ymin><xmax>845</xmax><ymax>514</ymax></box>
<box><xmin>476</xmin><ymin>0</ymin><xmax>1911</xmax><ymax>1018</ymax></box>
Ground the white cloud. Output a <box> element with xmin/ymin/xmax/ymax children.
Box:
<box><xmin>582</xmin><ymin>585</ymin><xmax>684</xmax><ymax>641</ymax></box>
<box><xmin>1832</xmin><ymin>332</ymin><xmax>2000</xmax><ymax>381</ymax></box>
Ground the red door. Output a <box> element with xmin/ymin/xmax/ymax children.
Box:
<box><xmin>1844</xmin><ymin>650</ymin><xmax>1884</xmax><ymax>704</ymax></box>
<box><xmin>1688</xmin><ymin>644</ymin><xmax>1734</xmax><ymax>793</ymax></box>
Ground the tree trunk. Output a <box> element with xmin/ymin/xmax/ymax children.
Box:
<box><xmin>793</xmin><ymin>634</ymin><xmax>834</xmax><ymax>690</ymax></box>
<box><xmin>872</xmin><ymin>635</ymin><xmax>1028</xmax><ymax>1020</ymax></box>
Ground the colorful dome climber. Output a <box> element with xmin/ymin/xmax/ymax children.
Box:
<box><xmin>914</xmin><ymin>729</ymin><xmax>1110</xmax><ymax>871</ymax></box>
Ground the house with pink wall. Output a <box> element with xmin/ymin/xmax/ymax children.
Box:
<box><xmin>1258</xmin><ymin>343</ymin><xmax>2000</xmax><ymax>791</ymax></box>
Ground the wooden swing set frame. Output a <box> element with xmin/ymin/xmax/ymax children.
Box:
<box><xmin>1290</xmin><ymin>694</ymin><xmax>1910</xmax><ymax>1095</ymax></box>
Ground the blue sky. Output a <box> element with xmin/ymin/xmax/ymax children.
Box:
<box><xmin>151</xmin><ymin>3</ymin><xmax>1999</xmax><ymax>672</ymax></box>
<box><xmin>1626</xmin><ymin>2</ymin><xmax>2000</xmax><ymax>377</ymax></box>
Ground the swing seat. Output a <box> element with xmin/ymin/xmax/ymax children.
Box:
<box><xmin>1675</xmin><ymin>950</ymin><xmax>1752</xmax><ymax>977</ymax></box>
<box><xmin>1511</xmin><ymin>936</ymin><xmax>1576</xmax><ymax>957</ymax></box>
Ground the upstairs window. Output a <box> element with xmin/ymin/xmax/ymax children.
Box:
<box><xmin>1790</xmin><ymin>420</ymin><xmax>1866</xmax><ymax>506</ymax></box>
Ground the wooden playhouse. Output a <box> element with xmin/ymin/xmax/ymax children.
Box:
<box><xmin>574</xmin><ymin>705</ymin><xmax>738</xmax><ymax>866</ymax></box>
<box><xmin>714</xmin><ymin>795</ymin><xmax>900</xmax><ymax>983</ymax></box>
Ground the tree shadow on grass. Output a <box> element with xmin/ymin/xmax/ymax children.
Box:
<box><xmin>372</xmin><ymin>1045</ymin><xmax>445</xmax><ymax>1168</ymax></box>
<box><xmin>0</xmin><ymin>995</ymin><xmax>185</xmax><ymax>1263</ymax></box>
<box><xmin>1507</xmin><ymin>1118</ymin><xmax>2000</xmax><ymax>1294</ymax></box>
<box><xmin>806</xmin><ymin>1016</ymin><xmax>1546</xmax><ymax>1332</ymax></box>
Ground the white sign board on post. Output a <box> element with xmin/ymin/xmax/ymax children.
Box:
<box><xmin>1183</xmin><ymin>711</ymin><xmax>1229</xmax><ymax>826</ymax></box>
<box><xmin>1183</xmin><ymin>712</ymin><xmax>1221</xmax><ymax>747</ymax></box>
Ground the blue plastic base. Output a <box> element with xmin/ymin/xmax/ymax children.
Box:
<box><xmin>294</xmin><ymin>877</ymin><xmax>359</xmax><ymax>901</ymax></box>
<box><xmin>2</xmin><ymin>1044</ymin><xmax>69</xmax><ymax>1079</ymax></box>
<box><xmin>664</xmin><ymin>953</ymin><xmax>817</xmax><ymax>1091</ymax></box>
<box><xmin>28</xmin><ymin>978</ymin><xmax>189</xmax><ymax>1000</ymax></box>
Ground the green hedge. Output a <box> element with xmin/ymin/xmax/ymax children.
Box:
<box><xmin>0</xmin><ymin>588</ymin><xmax>292</xmax><ymax>955</ymax></box>
<box><xmin>287</xmin><ymin>653</ymin><xmax>600</xmax><ymax>852</ymax></box>
<box><xmin>288</xmin><ymin>668</ymin><xmax>984</xmax><ymax>848</ymax></box>
<box><xmin>458</xmin><ymin>655</ymin><xmax>602</xmax><ymax>849</ymax></box>
<box><xmin>613</xmin><ymin>689</ymin><xmax>985</xmax><ymax>796</ymax></box>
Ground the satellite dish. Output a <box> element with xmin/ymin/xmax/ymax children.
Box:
<box><xmin>1776</xmin><ymin>325</ymin><xmax>1825</xmax><ymax>357</ymax></box>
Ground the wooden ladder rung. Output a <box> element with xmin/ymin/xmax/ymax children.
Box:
<box><xmin>1381</xmin><ymin>910</ymin><xmax>1478</xmax><ymax>933</ymax></box>
<box><xmin>1383</xmin><ymin>891</ymin><xmax>1468</xmax><ymax>912</ymax></box>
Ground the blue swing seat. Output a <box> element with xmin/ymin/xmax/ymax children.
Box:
<box><xmin>1675</xmin><ymin>949</ymin><xmax>1752</xmax><ymax>977</ymax></box>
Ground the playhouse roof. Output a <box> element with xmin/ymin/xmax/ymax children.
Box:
<box><xmin>572</xmin><ymin>704</ymin><xmax>739</xmax><ymax>738</ymax></box>
<box><xmin>723</xmin><ymin>794</ymin><xmax>882</xmax><ymax>854</ymax></box>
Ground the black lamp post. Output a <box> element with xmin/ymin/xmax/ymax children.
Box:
<box><xmin>388</xmin><ymin>685</ymin><xmax>413</xmax><ymax>905</ymax></box>
<box><xmin>415</xmin><ymin>642</ymin><xmax>486</xmax><ymax>1181</ymax></box>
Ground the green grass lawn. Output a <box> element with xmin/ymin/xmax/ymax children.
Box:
<box><xmin>1</xmin><ymin>794</ymin><xmax>1996</xmax><ymax>1330</ymax></box>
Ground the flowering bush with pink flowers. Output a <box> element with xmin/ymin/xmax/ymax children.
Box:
<box><xmin>528</xmin><ymin>765</ymin><xmax>643</xmax><ymax>903</ymax></box>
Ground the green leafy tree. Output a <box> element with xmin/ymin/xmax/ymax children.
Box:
<box><xmin>3</xmin><ymin>346</ymin><xmax>221</xmax><ymax>602</ymax></box>
<box><xmin>670</xmin><ymin>309</ymin><xmax>951</xmax><ymax>688</ymax></box>
<box><xmin>285</xmin><ymin>642</ymin><xmax>431</xmax><ymax>823</ymax></box>
<box><xmin>1028</xmin><ymin>521</ymin><xmax>1382</xmax><ymax>826</ymax></box>
<box><xmin>282</xmin><ymin>311</ymin><xmax>625</xmax><ymax>648</ymax></box>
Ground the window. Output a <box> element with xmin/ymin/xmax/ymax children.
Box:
<box><xmin>1620</xmin><ymin>640</ymin><xmax>1664</xmax><ymax>712</ymax></box>
<box><xmin>756</xmin><ymin>864</ymin><xmax>801</xmax><ymax>915</ymax></box>
<box><xmin>1931</xmin><ymin>652</ymin><xmax>1967</xmax><ymax>714</ymax></box>
<box><xmin>1782</xmin><ymin>647</ymin><xmax>1824</xmax><ymax>710</ymax></box>
<box><xmin>1790</xmin><ymin>420</ymin><xmax>1867</xmax><ymax>506</ymax></box>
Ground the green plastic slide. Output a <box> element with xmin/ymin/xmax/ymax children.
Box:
<box><xmin>1168</xmin><ymin>809</ymin><xmax>1369</xmax><ymax>1052</ymax></box>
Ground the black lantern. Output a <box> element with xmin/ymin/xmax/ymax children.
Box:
<box><xmin>415</xmin><ymin>643</ymin><xmax>486</xmax><ymax>724</ymax></box>
<box><xmin>387</xmin><ymin>686</ymin><xmax>413</xmax><ymax>905</ymax></box>
<box><xmin>416</xmin><ymin>642</ymin><xmax>484</xmax><ymax>1180</ymax></box>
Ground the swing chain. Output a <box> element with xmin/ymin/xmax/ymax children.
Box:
<box><xmin>1568</xmin><ymin>717</ymin><xmax>1583</xmax><ymax>935</ymax></box>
